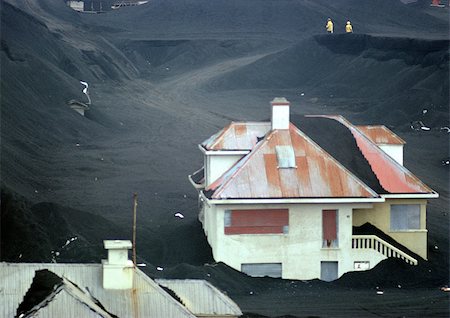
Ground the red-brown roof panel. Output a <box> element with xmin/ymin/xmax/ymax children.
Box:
<box><xmin>207</xmin><ymin>125</ymin><xmax>379</xmax><ymax>199</ymax></box>
<box><xmin>356</xmin><ymin>125</ymin><xmax>406</xmax><ymax>145</ymax></box>
<box><xmin>202</xmin><ymin>122</ymin><xmax>271</xmax><ymax>150</ymax></box>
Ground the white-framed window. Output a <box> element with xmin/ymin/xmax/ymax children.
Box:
<box><xmin>390</xmin><ymin>204</ymin><xmax>420</xmax><ymax>231</ymax></box>
<box><xmin>241</xmin><ymin>263</ymin><xmax>282</xmax><ymax>278</ymax></box>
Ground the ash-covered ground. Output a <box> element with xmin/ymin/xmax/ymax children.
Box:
<box><xmin>1</xmin><ymin>0</ymin><xmax>449</xmax><ymax>316</ymax></box>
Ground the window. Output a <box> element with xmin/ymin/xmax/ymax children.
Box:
<box><xmin>354</xmin><ymin>261</ymin><xmax>370</xmax><ymax>271</ymax></box>
<box><xmin>224</xmin><ymin>209</ymin><xmax>289</xmax><ymax>235</ymax></box>
<box><xmin>321</xmin><ymin>261</ymin><xmax>338</xmax><ymax>282</ymax></box>
<box><xmin>322</xmin><ymin>210</ymin><xmax>338</xmax><ymax>248</ymax></box>
<box><xmin>390</xmin><ymin>204</ymin><xmax>420</xmax><ymax>231</ymax></box>
<box><xmin>275</xmin><ymin>145</ymin><xmax>296</xmax><ymax>168</ymax></box>
<box><xmin>241</xmin><ymin>263</ymin><xmax>282</xmax><ymax>278</ymax></box>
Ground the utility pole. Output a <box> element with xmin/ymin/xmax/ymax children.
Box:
<box><xmin>132</xmin><ymin>193</ymin><xmax>138</xmax><ymax>266</ymax></box>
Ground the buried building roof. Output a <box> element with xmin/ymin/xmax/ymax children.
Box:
<box><xmin>203</xmin><ymin>115</ymin><xmax>435</xmax><ymax>200</ymax></box>
<box><xmin>202</xmin><ymin>122</ymin><xmax>271</xmax><ymax>151</ymax></box>
<box><xmin>1</xmin><ymin>263</ymin><xmax>239</xmax><ymax>318</ymax></box>
<box><xmin>356</xmin><ymin>125</ymin><xmax>406</xmax><ymax>145</ymax></box>
<box><xmin>156</xmin><ymin>279</ymin><xmax>243</xmax><ymax>317</ymax></box>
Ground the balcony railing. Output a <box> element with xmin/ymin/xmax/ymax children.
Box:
<box><xmin>352</xmin><ymin>235</ymin><xmax>418</xmax><ymax>265</ymax></box>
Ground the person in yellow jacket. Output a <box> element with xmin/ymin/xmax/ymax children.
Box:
<box><xmin>326</xmin><ymin>18</ymin><xmax>333</xmax><ymax>34</ymax></box>
<box><xmin>346</xmin><ymin>21</ymin><xmax>353</xmax><ymax>33</ymax></box>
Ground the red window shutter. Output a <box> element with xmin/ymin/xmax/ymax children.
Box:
<box><xmin>225</xmin><ymin>209</ymin><xmax>288</xmax><ymax>235</ymax></box>
<box><xmin>322</xmin><ymin>210</ymin><xmax>337</xmax><ymax>241</ymax></box>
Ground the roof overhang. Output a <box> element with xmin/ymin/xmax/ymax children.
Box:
<box><xmin>200</xmin><ymin>191</ymin><xmax>384</xmax><ymax>205</ymax></box>
<box><xmin>381</xmin><ymin>192</ymin><xmax>439</xmax><ymax>199</ymax></box>
<box><xmin>198</xmin><ymin>145</ymin><xmax>250</xmax><ymax>156</ymax></box>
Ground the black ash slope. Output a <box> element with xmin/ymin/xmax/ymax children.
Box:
<box><xmin>1</xmin><ymin>0</ymin><xmax>449</xmax><ymax>317</ymax></box>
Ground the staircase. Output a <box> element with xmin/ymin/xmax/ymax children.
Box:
<box><xmin>352</xmin><ymin>235</ymin><xmax>418</xmax><ymax>265</ymax></box>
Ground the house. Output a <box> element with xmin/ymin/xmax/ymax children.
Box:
<box><xmin>1</xmin><ymin>240</ymin><xmax>242</xmax><ymax>318</ymax></box>
<box><xmin>189</xmin><ymin>97</ymin><xmax>438</xmax><ymax>281</ymax></box>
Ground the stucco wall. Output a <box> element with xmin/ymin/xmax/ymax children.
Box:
<box><xmin>205</xmin><ymin>155</ymin><xmax>244</xmax><ymax>186</ymax></box>
<box><xmin>353</xmin><ymin>198</ymin><xmax>427</xmax><ymax>259</ymax></box>
<box><xmin>202</xmin><ymin>202</ymin><xmax>387</xmax><ymax>280</ymax></box>
<box><xmin>379</xmin><ymin>144</ymin><xmax>403</xmax><ymax>165</ymax></box>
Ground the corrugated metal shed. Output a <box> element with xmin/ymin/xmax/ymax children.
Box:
<box><xmin>156</xmin><ymin>279</ymin><xmax>242</xmax><ymax>317</ymax></box>
<box><xmin>202</xmin><ymin>122</ymin><xmax>271</xmax><ymax>151</ymax></box>
<box><xmin>356</xmin><ymin>125</ymin><xmax>406</xmax><ymax>145</ymax></box>
<box><xmin>0</xmin><ymin>263</ymin><xmax>196</xmax><ymax>318</ymax></box>
<box><xmin>206</xmin><ymin>124</ymin><xmax>379</xmax><ymax>199</ymax></box>
<box><xmin>320</xmin><ymin>116</ymin><xmax>433</xmax><ymax>194</ymax></box>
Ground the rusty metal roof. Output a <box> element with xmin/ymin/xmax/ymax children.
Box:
<box><xmin>0</xmin><ymin>263</ymin><xmax>197</xmax><ymax>318</ymax></box>
<box><xmin>201</xmin><ymin>115</ymin><xmax>435</xmax><ymax>199</ymax></box>
<box><xmin>156</xmin><ymin>279</ymin><xmax>242</xmax><ymax>317</ymax></box>
<box><xmin>356</xmin><ymin>125</ymin><xmax>406</xmax><ymax>145</ymax></box>
<box><xmin>316</xmin><ymin>116</ymin><xmax>433</xmax><ymax>194</ymax></box>
<box><xmin>202</xmin><ymin>122</ymin><xmax>271</xmax><ymax>150</ymax></box>
<box><xmin>206</xmin><ymin>124</ymin><xmax>379</xmax><ymax>199</ymax></box>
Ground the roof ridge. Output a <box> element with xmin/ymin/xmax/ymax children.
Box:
<box><xmin>206</xmin><ymin>122</ymin><xmax>235</xmax><ymax>149</ymax></box>
<box><xmin>207</xmin><ymin>130</ymin><xmax>275</xmax><ymax>198</ymax></box>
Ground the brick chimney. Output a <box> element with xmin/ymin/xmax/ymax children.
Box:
<box><xmin>102</xmin><ymin>240</ymin><xmax>134</xmax><ymax>290</ymax></box>
<box><xmin>271</xmin><ymin>97</ymin><xmax>290</xmax><ymax>130</ymax></box>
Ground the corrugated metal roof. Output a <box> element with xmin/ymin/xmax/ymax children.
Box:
<box><xmin>156</xmin><ymin>279</ymin><xmax>242</xmax><ymax>317</ymax></box>
<box><xmin>356</xmin><ymin>125</ymin><xmax>406</xmax><ymax>145</ymax></box>
<box><xmin>320</xmin><ymin>116</ymin><xmax>433</xmax><ymax>194</ymax></box>
<box><xmin>202</xmin><ymin>122</ymin><xmax>271</xmax><ymax>151</ymax></box>
<box><xmin>206</xmin><ymin>124</ymin><xmax>379</xmax><ymax>199</ymax></box>
<box><xmin>0</xmin><ymin>263</ymin><xmax>196</xmax><ymax>318</ymax></box>
<box><xmin>32</xmin><ymin>291</ymin><xmax>106</xmax><ymax>318</ymax></box>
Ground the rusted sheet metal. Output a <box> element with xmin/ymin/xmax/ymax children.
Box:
<box><xmin>202</xmin><ymin>122</ymin><xmax>271</xmax><ymax>150</ymax></box>
<box><xmin>225</xmin><ymin>226</ymin><xmax>284</xmax><ymax>234</ymax></box>
<box><xmin>318</xmin><ymin>115</ymin><xmax>432</xmax><ymax>194</ymax></box>
<box><xmin>208</xmin><ymin>124</ymin><xmax>378</xmax><ymax>199</ymax></box>
<box><xmin>356</xmin><ymin>125</ymin><xmax>406</xmax><ymax>145</ymax></box>
<box><xmin>230</xmin><ymin>209</ymin><xmax>288</xmax><ymax>226</ymax></box>
<box><xmin>351</xmin><ymin>128</ymin><xmax>431</xmax><ymax>193</ymax></box>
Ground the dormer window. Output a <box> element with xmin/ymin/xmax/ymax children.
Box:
<box><xmin>276</xmin><ymin>145</ymin><xmax>296</xmax><ymax>168</ymax></box>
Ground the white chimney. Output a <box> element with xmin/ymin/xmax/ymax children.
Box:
<box><xmin>102</xmin><ymin>240</ymin><xmax>134</xmax><ymax>290</ymax></box>
<box><xmin>271</xmin><ymin>97</ymin><xmax>290</xmax><ymax>130</ymax></box>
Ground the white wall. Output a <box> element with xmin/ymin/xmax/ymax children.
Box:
<box><xmin>205</xmin><ymin>154</ymin><xmax>245</xmax><ymax>187</ymax></box>
<box><xmin>201</xmin><ymin>202</ymin><xmax>386</xmax><ymax>280</ymax></box>
<box><xmin>379</xmin><ymin>144</ymin><xmax>404</xmax><ymax>165</ymax></box>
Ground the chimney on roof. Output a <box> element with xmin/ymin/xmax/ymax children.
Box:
<box><xmin>102</xmin><ymin>240</ymin><xmax>134</xmax><ymax>290</ymax></box>
<box><xmin>271</xmin><ymin>97</ymin><xmax>290</xmax><ymax>130</ymax></box>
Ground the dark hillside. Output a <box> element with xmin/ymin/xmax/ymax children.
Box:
<box><xmin>81</xmin><ymin>0</ymin><xmax>448</xmax><ymax>39</ymax></box>
<box><xmin>209</xmin><ymin>34</ymin><xmax>449</xmax><ymax>127</ymax></box>
<box><xmin>1</xmin><ymin>0</ymin><xmax>449</xmax><ymax>316</ymax></box>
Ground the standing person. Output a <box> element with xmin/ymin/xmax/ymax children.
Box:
<box><xmin>326</xmin><ymin>18</ymin><xmax>333</xmax><ymax>34</ymax></box>
<box><xmin>346</xmin><ymin>21</ymin><xmax>353</xmax><ymax>33</ymax></box>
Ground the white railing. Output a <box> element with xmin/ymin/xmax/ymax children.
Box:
<box><xmin>352</xmin><ymin>235</ymin><xmax>418</xmax><ymax>265</ymax></box>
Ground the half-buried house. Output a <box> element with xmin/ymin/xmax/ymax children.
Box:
<box><xmin>189</xmin><ymin>97</ymin><xmax>438</xmax><ymax>281</ymax></box>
